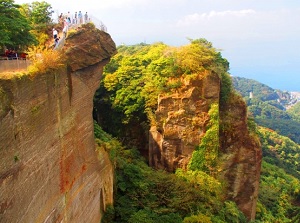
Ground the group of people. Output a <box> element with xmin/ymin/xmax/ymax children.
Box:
<box><xmin>5</xmin><ymin>49</ymin><xmax>18</xmax><ymax>58</ymax></box>
<box><xmin>1</xmin><ymin>49</ymin><xmax>27</xmax><ymax>60</ymax></box>
<box><xmin>53</xmin><ymin>11</ymin><xmax>91</xmax><ymax>48</ymax></box>
<box><xmin>58</xmin><ymin>11</ymin><xmax>90</xmax><ymax>26</ymax></box>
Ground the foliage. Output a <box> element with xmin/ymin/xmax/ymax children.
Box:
<box><xmin>92</xmin><ymin>38</ymin><xmax>300</xmax><ymax>222</ymax></box>
<box><xmin>256</xmin><ymin>161</ymin><xmax>300</xmax><ymax>222</ymax></box>
<box><xmin>247</xmin><ymin>99</ymin><xmax>292</xmax><ymax>120</ymax></box>
<box><xmin>94</xmin><ymin>41</ymin><xmax>230</xmax><ymax>151</ymax></box>
<box><xmin>0</xmin><ymin>0</ymin><xmax>37</xmax><ymax>49</ymax></box>
<box><xmin>287</xmin><ymin>101</ymin><xmax>300</xmax><ymax>122</ymax></box>
<box><xmin>20</xmin><ymin>1</ymin><xmax>53</xmax><ymax>33</ymax></box>
<box><xmin>254</xmin><ymin>126</ymin><xmax>300</xmax><ymax>222</ymax></box>
<box><xmin>256</xmin><ymin>117</ymin><xmax>300</xmax><ymax>144</ymax></box>
<box><xmin>94</xmin><ymin>123</ymin><xmax>246</xmax><ymax>223</ymax></box>
<box><xmin>188</xmin><ymin>103</ymin><xmax>220</xmax><ymax>174</ymax></box>
<box><xmin>27</xmin><ymin>46</ymin><xmax>66</xmax><ymax>75</ymax></box>
<box><xmin>220</xmin><ymin>72</ymin><xmax>233</xmax><ymax>103</ymax></box>
<box><xmin>232</xmin><ymin>76</ymin><xmax>282</xmax><ymax>102</ymax></box>
<box><xmin>258</xmin><ymin>126</ymin><xmax>300</xmax><ymax>178</ymax></box>
<box><xmin>233</xmin><ymin>76</ymin><xmax>300</xmax><ymax>144</ymax></box>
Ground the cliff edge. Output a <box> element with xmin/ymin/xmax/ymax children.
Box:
<box><xmin>0</xmin><ymin>24</ymin><xmax>116</xmax><ymax>223</ymax></box>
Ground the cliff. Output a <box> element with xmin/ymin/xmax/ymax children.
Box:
<box><xmin>219</xmin><ymin>92</ymin><xmax>262</xmax><ymax>220</ymax></box>
<box><xmin>149</xmin><ymin>72</ymin><xmax>220</xmax><ymax>171</ymax></box>
<box><xmin>0</xmin><ymin>24</ymin><xmax>116</xmax><ymax>222</ymax></box>
<box><xmin>149</xmin><ymin>71</ymin><xmax>262</xmax><ymax>221</ymax></box>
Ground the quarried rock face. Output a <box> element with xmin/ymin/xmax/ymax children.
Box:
<box><xmin>219</xmin><ymin>93</ymin><xmax>262</xmax><ymax>221</ymax></box>
<box><xmin>149</xmin><ymin>72</ymin><xmax>262</xmax><ymax>221</ymax></box>
<box><xmin>149</xmin><ymin>72</ymin><xmax>220</xmax><ymax>171</ymax></box>
<box><xmin>0</xmin><ymin>25</ymin><xmax>116</xmax><ymax>223</ymax></box>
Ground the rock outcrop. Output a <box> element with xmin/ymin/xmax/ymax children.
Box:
<box><xmin>149</xmin><ymin>72</ymin><xmax>262</xmax><ymax>221</ymax></box>
<box><xmin>149</xmin><ymin>72</ymin><xmax>220</xmax><ymax>171</ymax></box>
<box><xmin>219</xmin><ymin>93</ymin><xmax>262</xmax><ymax>220</ymax></box>
<box><xmin>0</xmin><ymin>24</ymin><xmax>116</xmax><ymax>223</ymax></box>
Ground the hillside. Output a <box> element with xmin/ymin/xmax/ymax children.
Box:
<box><xmin>257</xmin><ymin>126</ymin><xmax>300</xmax><ymax>222</ymax></box>
<box><xmin>93</xmin><ymin>43</ymin><xmax>300</xmax><ymax>222</ymax></box>
<box><xmin>93</xmin><ymin>40</ymin><xmax>262</xmax><ymax>221</ymax></box>
<box><xmin>232</xmin><ymin>76</ymin><xmax>300</xmax><ymax>144</ymax></box>
<box><xmin>232</xmin><ymin>76</ymin><xmax>297</xmax><ymax>106</ymax></box>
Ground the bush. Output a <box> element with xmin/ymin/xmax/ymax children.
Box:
<box><xmin>27</xmin><ymin>46</ymin><xmax>66</xmax><ymax>75</ymax></box>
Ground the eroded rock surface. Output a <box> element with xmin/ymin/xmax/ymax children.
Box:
<box><xmin>149</xmin><ymin>72</ymin><xmax>220</xmax><ymax>171</ymax></box>
<box><xmin>219</xmin><ymin>93</ymin><xmax>262</xmax><ymax>220</ymax></box>
<box><xmin>149</xmin><ymin>72</ymin><xmax>262</xmax><ymax>221</ymax></box>
<box><xmin>0</xmin><ymin>25</ymin><xmax>116</xmax><ymax>223</ymax></box>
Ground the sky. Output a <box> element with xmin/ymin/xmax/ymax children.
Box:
<box><xmin>15</xmin><ymin>0</ymin><xmax>300</xmax><ymax>92</ymax></box>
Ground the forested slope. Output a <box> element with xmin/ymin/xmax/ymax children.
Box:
<box><xmin>93</xmin><ymin>42</ymin><xmax>300</xmax><ymax>222</ymax></box>
<box><xmin>233</xmin><ymin>76</ymin><xmax>300</xmax><ymax>144</ymax></box>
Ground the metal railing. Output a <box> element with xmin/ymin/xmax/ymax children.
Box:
<box><xmin>54</xmin><ymin>16</ymin><xmax>107</xmax><ymax>50</ymax></box>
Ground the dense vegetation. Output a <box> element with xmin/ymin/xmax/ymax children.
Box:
<box><xmin>94</xmin><ymin>40</ymin><xmax>230</xmax><ymax>151</ymax></box>
<box><xmin>233</xmin><ymin>76</ymin><xmax>300</xmax><ymax>144</ymax></box>
<box><xmin>257</xmin><ymin>126</ymin><xmax>300</xmax><ymax>222</ymax></box>
<box><xmin>93</xmin><ymin>43</ymin><xmax>300</xmax><ymax>222</ymax></box>
<box><xmin>94</xmin><ymin>123</ymin><xmax>247</xmax><ymax>223</ymax></box>
<box><xmin>0</xmin><ymin>0</ymin><xmax>36</xmax><ymax>49</ymax></box>
<box><xmin>94</xmin><ymin>120</ymin><xmax>300</xmax><ymax>222</ymax></box>
<box><xmin>1</xmin><ymin>0</ymin><xmax>54</xmax><ymax>52</ymax></box>
<box><xmin>288</xmin><ymin>102</ymin><xmax>300</xmax><ymax>122</ymax></box>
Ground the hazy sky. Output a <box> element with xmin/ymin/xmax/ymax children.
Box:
<box><xmin>15</xmin><ymin>0</ymin><xmax>300</xmax><ymax>91</ymax></box>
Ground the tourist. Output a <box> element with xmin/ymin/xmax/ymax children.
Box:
<box><xmin>74</xmin><ymin>12</ymin><xmax>77</xmax><ymax>24</ymax></box>
<box><xmin>78</xmin><ymin>11</ymin><xmax>83</xmax><ymax>24</ymax></box>
<box><xmin>59</xmin><ymin>13</ymin><xmax>64</xmax><ymax>24</ymax></box>
<box><xmin>54</xmin><ymin>37</ymin><xmax>60</xmax><ymax>48</ymax></box>
<box><xmin>53</xmin><ymin>28</ymin><xmax>58</xmax><ymax>39</ymax></box>
<box><xmin>63</xmin><ymin>24</ymin><xmax>68</xmax><ymax>37</ymax></box>
<box><xmin>67</xmin><ymin>11</ymin><xmax>71</xmax><ymax>23</ymax></box>
<box><xmin>84</xmin><ymin>12</ymin><xmax>88</xmax><ymax>23</ymax></box>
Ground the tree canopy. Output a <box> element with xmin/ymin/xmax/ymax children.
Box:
<box><xmin>20</xmin><ymin>1</ymin><xmax>53</xmax><ymax>33</ymax></box>
<box><xmin>0</xmin><ymin>0</ymin><xmax>37</xmax><ymax>49</ymax></box>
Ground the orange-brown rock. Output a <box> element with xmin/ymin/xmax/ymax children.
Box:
<box><xmin>149</xmin><ymin>72</ymin><xmax>220</xmax><ymax>171</ymax></box>
<box><xmin>149</xmin><ymin>72</ymin><xmax>262</xmax><ymax>221</ymax></box>
<box><xmin>64</xmin><ymin>23</ymin><xmax>116</xmax><ymax>72</ymax></box>
<box><xmin>219</xmin><ymin>92</ymin><xmax>262</xmax><ymax>221</ymax></box>
<box><xmin>0</xmin><ymin>25</ymin><xmax>116</xmax><ymax>222</ymax></box>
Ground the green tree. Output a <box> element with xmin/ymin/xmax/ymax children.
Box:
<box><xmin>20</xmin><ymin>1</ymin><xmax>53</xmax><ymax>33</ymax></box>
<box><xmin>0</xmin><ymin>0</ymin><xmax>36</xmax><ymax>50</ymax></box>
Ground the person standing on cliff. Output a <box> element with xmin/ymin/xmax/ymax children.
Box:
<box><xmin>74</xmin><ymin>12</ymin><xmax>77</xmax><ymax>24</ymax></box>
<box><xmin>84</xmin><ymin>12</ymin><xmax>88</xmax><ymax>23</ymax></box>
<box><xmin>59</xmin><ymin>13</ymin><xmax>63</xmax><ymax>24</ymax></box>
<box><xmin>53</xmin><ymin>28</ymin><xmax>58</xmax><ymax>40</ymax></box>
<box><xmin>78</xmin><ymin>11</ymin><xmax>83</xmax><ymax>24</ymax></box>
<box><xmin>67</xmin><ymin>11</ymin><xmax>71</xmax><ymax>23</ymax></box>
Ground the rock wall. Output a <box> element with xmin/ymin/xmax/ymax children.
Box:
<box><xmin>149</xmin><ymin>72</ymin><xmax>220</xmax><ymax>171</ymax></box>
<box><xmin>149</xmin><ymin>72</ymin><xmax>262</xmax><ymax>221</ymax></box>
<box><xmin>0</xmin><ymin>24</ymin><xmax>116</xmax><ymax>223</ymax></box>
<box><xmin>219</xmin><ymin>93</ymin><xmax>262</xmax><ymax>221</ymax></box>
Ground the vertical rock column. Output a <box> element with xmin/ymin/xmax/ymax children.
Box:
<box><xmin>0</xmin><ymin>24</ymin><xmax>117</xmax><ymax>223</ymax></box>
<box><xmin>149</xmin><ymin>72</ymin><xmax>220</xmax><ymax>171</ymax></box>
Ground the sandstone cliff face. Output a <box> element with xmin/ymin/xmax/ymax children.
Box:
<box><xmin>219</xmin><ymin>93</ymin><xmax>262</xmax><ymax>221</ymax></box>
<box><xmin>149</xmin><ymin>72</ymin><xmax>220</xmax><ymax>171</ymax></box>
<box><xmin>149</xmin><ymin>72</ymin><xmax>262</xmax><ymax>221</ymax></box>
<box><xmin>0</xmin><ymin>24</ymin><xmax>116</xmax><ymax>223</ymax></box>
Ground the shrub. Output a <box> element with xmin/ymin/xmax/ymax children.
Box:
<box><xmin>27</xmin><ymin>46</ymin><xmax>66</xmax><ymax>75</ymax></box>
